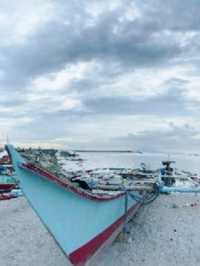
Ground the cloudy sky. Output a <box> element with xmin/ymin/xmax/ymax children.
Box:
<box><xmin>1</xmin><ymin>0</ymin><xmax>200</xmax><ymax>152</ymax></box>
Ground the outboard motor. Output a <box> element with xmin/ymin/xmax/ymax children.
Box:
<box><xmin>161</xmin><ymin>160</ymin><xmax>176</xmax><ymax>186</ymax></box>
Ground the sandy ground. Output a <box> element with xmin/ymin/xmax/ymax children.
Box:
<box><xmin>0</xmin><ymin>194</ymin><xmax>200</xmax><ymax>266</ymax></box>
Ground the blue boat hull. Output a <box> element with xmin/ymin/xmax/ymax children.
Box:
<box><xmin>6</xmin><ymin>145</ymin><xmax>142</xmax><ymax>266</ymax></box>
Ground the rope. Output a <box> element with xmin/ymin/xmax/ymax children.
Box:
<box><xmin>122</xmin><ymin>184</ymin><xmax>160</xmax><ymax>234</ymax></box>
<box><xmin>128</xmin><ymin>183</ymin><xmax>160</xmax><ymax>205</ymax></box>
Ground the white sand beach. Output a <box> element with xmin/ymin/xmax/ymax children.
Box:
<box><xmin>0</xmin><ymin>194</ymin><xmax>200</xmax><ymax>266</ymax></box>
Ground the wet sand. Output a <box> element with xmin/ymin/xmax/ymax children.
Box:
<box><xmin>0</xmin><ymin>194</ymin><xmax>200</xmax><ymax>266</ymax></box>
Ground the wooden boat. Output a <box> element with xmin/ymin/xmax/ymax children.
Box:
<box><xmin>6</xmin><ymin>145</ymin><xmax>144</xmax><ymax>266</ymax></box>
<box><xmin>0</xmin><ymin>164</ymin><xmax>18</xmax><ymax>192</ymax></box>
<box><xmin>0</xmin><ymin>154</ymin><xmax>11</xmax><ymax>165</ymax></box>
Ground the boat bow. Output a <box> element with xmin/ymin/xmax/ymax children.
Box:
<box><xmin>6</xmin><ymin>145</ymin><xmax>142</xmax><ymax>266</ymax></box>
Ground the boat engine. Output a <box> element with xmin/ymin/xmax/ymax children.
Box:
<box><xmin>161</xmin><ymin>160</ymin><xmax>176</xmax><ymax>186</ymax></box>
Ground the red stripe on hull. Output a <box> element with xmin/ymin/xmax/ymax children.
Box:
<box><xmin>22</xmin><ymin>163</ymin><xmax>124</xmax><ymax>201</ymax></box>
<box><xmin>0</xmin><ymin>184</ymin><xmax>16</xmax><ymax>192</ymax></box>
<box><xmin>69</xmin><ymin>203</ymin><xmax>141</xmax><ymax>266</ymax></box>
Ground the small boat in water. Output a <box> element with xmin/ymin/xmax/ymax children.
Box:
<box><xmin>6</xmin><ymin>145</ymin><xmax>146</xmax><ymax>266</ymax></box>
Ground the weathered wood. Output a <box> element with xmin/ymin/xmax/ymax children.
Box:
<box><xmin>130</xmin><ymin>179</ymin><xmax>156</xmax><ymax>184</ymax></box>
<box><xmin>94</xmin><ymin>184</ymin><xmax>154</xmax><ymax>192</ymax></box>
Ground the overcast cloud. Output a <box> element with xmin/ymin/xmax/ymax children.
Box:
<box><xmin>1</xmin><ymin>0</ymin><xmax>200</xmax><ymax>152</ymax></box>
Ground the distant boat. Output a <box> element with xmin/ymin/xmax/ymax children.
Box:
<box><xmin>6</xmin><ymin>145</ymin><xmax>144</xmax><ymax>266</ymax></box>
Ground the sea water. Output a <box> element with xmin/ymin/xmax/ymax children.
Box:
<box><xmin>76</xmin><ymin>152</ymin><xmax>200</xmax><ymax>174</ymax></box>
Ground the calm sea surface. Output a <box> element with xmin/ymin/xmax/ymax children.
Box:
<box><xmin>78</xmin><ymin>152</ymin><xmax>200</xmax><ymax>174</ymax></box>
